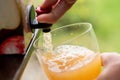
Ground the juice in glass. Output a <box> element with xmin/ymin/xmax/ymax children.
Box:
<box><xmin>40</xmin><ymin>45</ymin><xmax>101</xmax><ymax>80</ymax></box>
<box><xmin>34</xmin><ymin>23</ymin><xmax>101</xmax><ymax>80</ymax></box>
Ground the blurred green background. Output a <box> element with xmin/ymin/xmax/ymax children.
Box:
<box><xmin>31</xmin><ymin>0</ymin><xmax>120</xmax><ymax>52</ymax></box>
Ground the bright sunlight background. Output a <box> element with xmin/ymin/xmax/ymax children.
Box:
<box><xmin>28</xmin><ymin>0</ymin><xmax>120</xmax><ymax>52</ymax></box>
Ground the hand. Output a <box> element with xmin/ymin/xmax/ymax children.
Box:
<box><xmin>97</xmin><ymin>52</ymin><xmax>120</xmax><ymax>80</ymax></box>
<box><xmin>37</xmin><ymin>0</ymin><xmax>77</xmax><ymax>23</ymax></box>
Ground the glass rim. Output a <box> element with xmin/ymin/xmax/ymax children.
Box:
<box><xmin>52</xmin><ymin>22</ymin><xmax>92</xmax><ymax>33</ymax></box>
<box><xmin>33</xmin><ymin>22</ymin><xmax>93</xmax><ymax>48</ymax></box>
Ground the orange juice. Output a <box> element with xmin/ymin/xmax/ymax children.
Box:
<box><xmin>40</xmin><ymin>45</ymin><xmax>101</xmax><ymax>80</ymax></box>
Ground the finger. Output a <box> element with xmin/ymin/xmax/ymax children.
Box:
<box><xmin>40</xmin><ymin>0</ymin><xmax>58</xmax><ymax>9</ymax></box>
<box><xmin>97</xmin><ymin>67</ymin><xmax>110</xmax><ymax>80</ymax></box>
<box><xmin>37</xmin><ymin>0</ymin><xmax>77</xmax><ymax>23</ymax></box>
<box><xmin>101</xmin><ymin>52</ymin><xmax>120</xmax><ymax>67</ymax></box>
<box><xmin>97</xmin><ymin>52</ymin><xmax>120</xmax><ymax>80</ymax></box>
<box><xmin>97</xmin><ymin>61</ymin><xmax>120</xmax><ymax>80</ymax></box>
<box><xmin>97</xmin><ymin>66</ymin><xmax>113</xmax><ymax>80</ymax></box>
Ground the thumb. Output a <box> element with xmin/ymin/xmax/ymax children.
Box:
<box><xmin>97</xmin><ymin>52</ymin><xmax>120</xmax><ymax>80</ymax></box>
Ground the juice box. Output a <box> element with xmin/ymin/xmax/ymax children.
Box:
<box><xmin>0</xmin><ymin>0</ymin><xmax>32</xmax><ymax>54</ymax></box>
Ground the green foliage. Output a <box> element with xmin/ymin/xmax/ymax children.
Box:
<box><xmin>34</xmin><ymin>0</ymin><xmax>120</xmax><ymax>52</ymax></box>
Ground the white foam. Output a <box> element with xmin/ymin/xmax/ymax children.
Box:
<box><xmin>43</xmin><ymin>32</ymin><xmax>53</xmax><ymax>53</ymax></box>
<box><xmin>42</xmin><ymin>45</ymin><xmax>96</xmax><ymax>72</ymax></box>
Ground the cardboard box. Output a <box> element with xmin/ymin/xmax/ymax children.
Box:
<box><xmin>0</xmin><ymin>0</ymin><xmax>32</xmax><ymax>54</ymax></box>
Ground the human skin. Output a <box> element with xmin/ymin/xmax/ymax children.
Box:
<box><xmin>37</xmin><ymin>1</ymin><xmax>120</xmax><ymax>80</ymax></box>
<box><xmin>97</xmin><ymin>52</ymin><xmax>120</xmax><ymax>80</ymax></box>
<box><xmin>37</xmin><ymin>0</ymin><xmax>77</xmax><ymax>23</ymax></box>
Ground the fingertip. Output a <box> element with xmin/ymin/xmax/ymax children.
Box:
<box><xmin>37</xmin><ymin>15</ymin><xmax>47</xmax><ymax>23</ymax></box>
<box><xmin>37</xmin><ymin>14</ymin><xmax>56</xmax><ymax>24</ymax></box>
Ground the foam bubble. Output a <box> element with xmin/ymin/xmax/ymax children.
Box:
<box><xmin>42</xmin><ymin>45</ymin><xmax>96</xmax><ymax>72</ymax></box>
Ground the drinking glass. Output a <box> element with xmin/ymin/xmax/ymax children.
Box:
<box><xmin>34</xmin><ymin>23</ymin><xmax>101</xmax><ymax>80</ymax></box>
